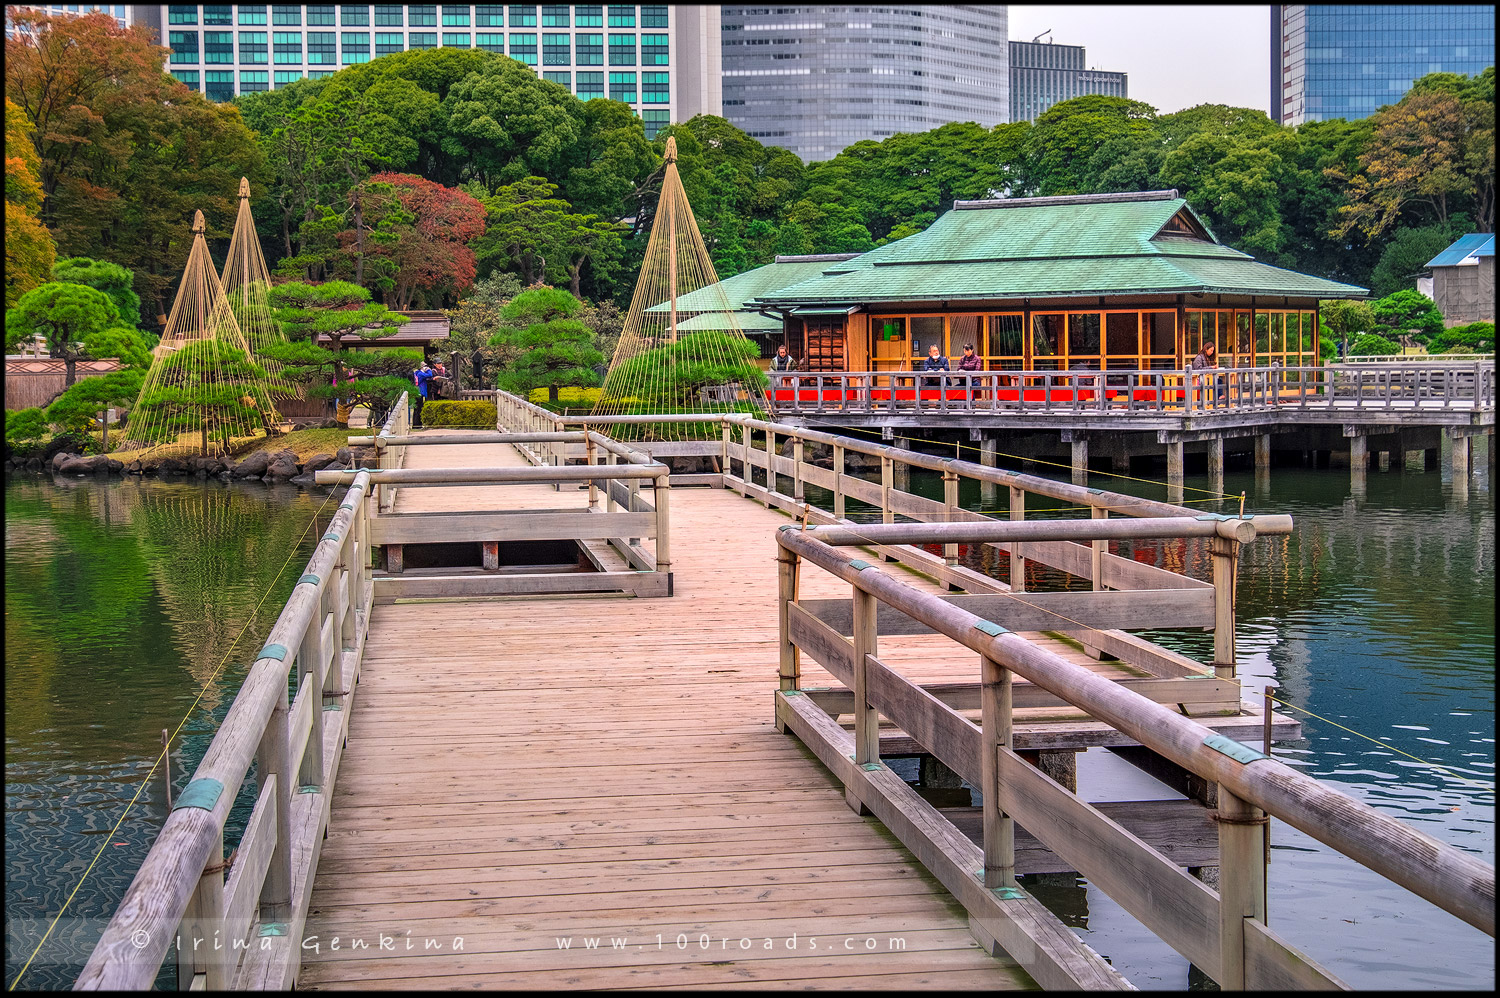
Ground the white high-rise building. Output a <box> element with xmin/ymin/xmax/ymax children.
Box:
<box><xmin>138</xmin><ymin>5</ymin><xmax>719</xmax><ymax>139</ymax></box>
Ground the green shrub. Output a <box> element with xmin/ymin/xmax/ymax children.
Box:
<box><xmin>420</xmin><ymin>400</ymin><xmax>497</xmax><ymax>428</ymax></box>
<box><xmin>1349</xmin><ymin>333</ymin><xmax>1401</xmax><ymax>356</ymax></box>
<box><xmin>6</xmin><ymin>408</ymin><xmax>48</xmax><ymax>457</ymax></box>
<box><xmin>1430</xmin><ymin>321</ymin><xmax>1495</xmax><ymax>354</ymax></box>
<box><xmin>528</xmin><ymin>386</ymin><xmax>603</xmax><ymax>408</ymax></box>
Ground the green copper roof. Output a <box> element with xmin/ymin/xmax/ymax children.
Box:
<box><xmin>645</xmin><ymin>255</ymin><xmax>862</xmax><ymax>318</ymax></box>
<box><xmin>754</xmin><ymin>192</ymin><xmax>1367</xmax><ymax>306</ymax></box>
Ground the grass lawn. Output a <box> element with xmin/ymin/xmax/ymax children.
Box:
<box><xmin>233</xmin><ymin>427</ymin><xmax>362</xmax><ymax>461</ymax></box>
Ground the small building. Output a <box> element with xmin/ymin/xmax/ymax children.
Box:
<box><xmin>314</xmin><ymin>309</ymin><xmax>451</xmax><ymax>355</ymax></box>
<box><xmin>747</xmin><ymin>191</ymin><xmax>1366</xmax><ymax>375</ymax></box>
<box><xmin>1424</xmin><ymin>234</ymin><xmax>1495</xmax><ymax>327</ymax></box>
<box><xmin>644</xmin><ymin>254</ymin><xmax>863</xmax><ymax>369</ymax></box>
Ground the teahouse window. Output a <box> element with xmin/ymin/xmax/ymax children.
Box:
<box><xmin>986</xmin><ymin>314</ymin><xmax>1025</xmax><ymax>370</ymax></box>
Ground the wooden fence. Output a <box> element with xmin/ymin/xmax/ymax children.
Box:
<box><xmin>322</xmin><ymin>429</ymin><xmax>674</xmax><ymax>598</ymax></box>
<box><xmin>774</xmin><ymin>522</ymin><xmax>1495</xmax><ymax>990</ymax></box>
<box><xmin>5</xmin><ymin>357</ymin><xmax>122</xmax><ymax>410</ymax></box>
<box><xmin>763</xmin><ymin>362</ymin><xmax>1496</xmax><ymax>417</ymax></box>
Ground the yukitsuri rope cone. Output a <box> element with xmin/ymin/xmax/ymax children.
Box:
<box><xmin>590</xmin><ymin>135</ymin><xmax>767</xmax><ymax>441</ymax></box>
<box><xmin>222</xmin><ymin>177</ymin><xmax>298</xmax><ymax>398</ymax></box>
<box><xmin>122</xmin><ymin>210</ymin><xmax>281</xmax><ymax>459</ymax></box>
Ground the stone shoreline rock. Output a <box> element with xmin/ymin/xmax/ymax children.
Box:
<box><xmin>6</xmin><ymin>443</ymin><xmax>375</xmax><ymax>484</ymax></box>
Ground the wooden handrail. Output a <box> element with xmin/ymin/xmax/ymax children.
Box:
<box><xmin>77</xmin><ymin>473</ymin><xmax>375</xmax><ymax>990</ymax></box>
<box><xmin>776</xmin><ymin>524</ymin><xmax>1495</xmax><ymax>989</ymax></box>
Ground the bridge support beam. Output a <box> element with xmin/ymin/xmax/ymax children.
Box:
<box><xmin>1070</xmin><ymin>438</ymin><xmax>1088</xmax><ymax>486</ymax></box>
<box><xmin>1378</xmin><ymin>450</ymin><xmax>1391</xmax><ymax>471</ymax></box>
<box><xmin>979</xmin><ymin>435</ymin><xmax>998</xmax><ymax>505</ymax></box>
<box><xmin>1206</xmin><ymin>435</ymin><xmax>1225</xmax><ymax>493</ymax></box>
<box><xmin>1254</xmin><ymin>433</ymin><xmax>1271</xmax><ymax>471</ymax></box>
<box><xmin>1349</xmin><ymin>433</ymin><xmax>1368</xmax><ymax>492</ymax></box>
<box><xmin>1449</xmin><ymin>429</ymin><xmax>1470</xmax><ymax>478</ymax></box>
<box><xmin>1166</xmin><ymin>440</ymin><xmax>1184</xmax><ymax>500</ymax></box>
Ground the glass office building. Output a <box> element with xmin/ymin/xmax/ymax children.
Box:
<box><xmin>145</xmin><ymin>5</ymin><xmax>720</xmax><ymax>138</ymax></box>
<box><xmin>6</xmin><ymin>4</ymin><xmax>136</xmax><ymax>37</ymax></box>
<box><xmin>720</xmin><ymin>5</ymin><xmax>1009</xmax><ymax>163</ymax></box>
<box><xmin>1008</xmin><ymin>39</ymin><xmax>1127</xmax><ymax>123</ymax></box>
<box><xmin>1273</xmin><ymin>4</ymin><xmax>1495</xmax><ymax>125</ymax></box>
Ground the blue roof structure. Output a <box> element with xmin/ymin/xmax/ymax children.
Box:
<box><xmin>1426</xmin><ymin>233</ymin><xmax>1495</xmax><ymax>269</ymax></box>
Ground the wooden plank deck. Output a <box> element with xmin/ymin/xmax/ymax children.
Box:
<box><xmin>300</xmin><ymin>433</ymin><xmax>1058</xmax><ymax>990</ymax></box>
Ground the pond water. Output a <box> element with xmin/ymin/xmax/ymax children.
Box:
<box><xmin>4</xmin><ymin>476</ymin><xmax>338</xmax><ymax>991</ymax></box>
<box><xmin>4</xmin><ymin>452</ymin><xmax>1494</xmax><ymax>991</ymax></box>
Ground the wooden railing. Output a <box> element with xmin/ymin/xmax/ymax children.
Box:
<box><xmin>75</xmin><ymin>471</ymin><xmax>375</xmax><ymax>990</ymax></box>
<box><xmin>764</xmin><ymin>363</ymin><xmax>1496</xmax><ymax>416</ymax></box>
<box><xmin>325</xmin><ymin>429</ymin><xmax>674</xmax><ymax>598</ymax></box>
<box><xmin>774</xmin><ymin>521</ymin><xmax>1495</xmax><ymax>991</ymax></box>
<box><xmin>371</xmin><ymin>391</ymin><xmax>409</xmax><ymax>513</ymax></box>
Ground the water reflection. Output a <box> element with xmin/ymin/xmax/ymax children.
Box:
<box><xmin>5</xmin><ymin>476</ymin><xmax>334</xmax><ymax>990</ymax></box>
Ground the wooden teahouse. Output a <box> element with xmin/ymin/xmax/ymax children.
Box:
<box><xmin>747</xmin><ymin>190</ymin><xmax>1367</xmax><ymax>375</ymax></box>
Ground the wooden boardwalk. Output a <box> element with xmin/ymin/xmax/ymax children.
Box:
<box><xmin>300</xmin><ymin>434</ymin><xmax>1067</xmax><ymax>990</ymax></box>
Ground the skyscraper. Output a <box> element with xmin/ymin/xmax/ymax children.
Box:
<box><xmin>135</xmin><ymin>5</ymin><xmax>719</xmax><ymax>139</ymax></box>
<box><xmin>719</xmin><ymin>5</ymin><xmax>1008</xmax><ymax>163</ymax></box>
<box><xmin>1008</xmin><ymin>38</ymin><xmax>1128</xmax><ymax>123</ymax></box>
<box><xmin>1272</xmin><ymin>4</ymin><xmax>1495</xmax><ymax>126</ymax></box>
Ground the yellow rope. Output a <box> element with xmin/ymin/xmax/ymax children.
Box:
<box><xmin>1265</xmin><ymin>693</ymin><xmax>1494</xmax><ymax>791</ymax></box>
<box><xmin>6</xmin><ymin>483</ymin><xmax>345</xmax><ymax>991</ymax></box>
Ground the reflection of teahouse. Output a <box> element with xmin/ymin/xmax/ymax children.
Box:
<box><xmin>746</xmin><ymin>190</ymin><xmax>1367</xmax><ymax>373</ymax></box>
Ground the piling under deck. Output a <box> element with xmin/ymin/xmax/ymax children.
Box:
<box><xmin>300</xmin><ymin>433</ymin><xmax>1273</xmax><ymax>990</ymax></box>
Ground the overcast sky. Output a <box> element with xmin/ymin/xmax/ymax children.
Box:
<box><xmin>1008</xmin><ymin>6</ymin><xmax>1273</xmax><ymax>116</ymax></box>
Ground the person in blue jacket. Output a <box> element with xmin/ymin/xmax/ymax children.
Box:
<box><xmin>412</xmin><ymin>362</ymin><xmax>434</xmax><ymax>428</ymax></box>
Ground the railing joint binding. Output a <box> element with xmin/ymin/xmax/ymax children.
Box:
<box><xmin>257</xmin><ymin>923</ymin><xmax>289</xmax><ymax>938</ymax></box>
<box><xmin>1208</xmin><ymin>810</ymin><xmax>1271</xmax><ymax>826</ymax></box>
<box><xmin>974</xmin><ymin>620</ymin><xmax>1008</xmax><ymax>636</ymax></box>
<box><xmin>170</xmin><ymin>778</ymin><xmax>224</xmax><ymax>812</ymax></box>
<box><xmin>256</xmin><ymin>643</ymin><xmax>288</xmax><ymax>661</ymax></box>
<box><xmin>847</xmin><ymin>559</ymin><xmax>875</xmax><ymax>571</ymax></box>
<box><xmin>296</xmin><ymin>784</ymin><xmax>321</xmax><ymax>795</ymax></box>
<box><xmin>1203</xmin><ymin>732</ymin><xmax>1268</xmax><ymax>764</ymax></box>
<box><xmin>297</xmin><ymin>573</ymin><xmax>320</xmax><ymax>586</ymax></box>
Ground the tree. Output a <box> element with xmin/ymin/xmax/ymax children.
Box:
<box><xmin>1369</xmin><ymin>290</ymin><xmax>1445</xmax><ymax>342</ymax></box>
<box><xmin>5</xmin><ymin>98</ymin><xmax>56</xmax><ymax>307</ymax></box>
<box><xmin>473</xmin><ymin>176</ymin><xmax>573</xmax><ymax>285</ymax></box>
<box><xmin>45</xmin><ymin>367</ymin><xmax>146</xmax><ymax>438</ymax></box>
<box><xmin>441</xmin><ymin>57</ymin><xmax>585</xmax><ymax>189</ymax></box>
<box><xmin>1318</xmin><ymin>299</ymin><xmax>1377</xmax><ymax>357</ymax></box>
<box><xmin>127</xmin><ymin>339</ymin><xmax>275</xmax><ymax>450</ymax></box>
<box><xmin>6</xmin><ymin>282</ymin><xmax>119</xmax><ymax>386</ymax></box>
<box><xmin>440</xmin><ymin>272</ymin><xmax>522</xmax><ymax>357</ymax></box>
<box><xmin>605</xmin><ymin>330</ymin><xmax>767</xmax><ymax>408</ymax></box>
<box><xmin>51</xmin><ymin>257</ymin><xmax>142</xmax><ymax>327</ymax></box>
<box><xmin>1350</xmin><ymin>332</ymin><xmax>1401</xmax><ymax>356</ymax></box>
<box><xmin>1368</xmin><ymin>220</ymin><xmax>1469</xmax><ymax>297</ymax></box>
<box><xmin>1330</xmin><ymin>71</ymin><xmax>1495</xmax><ymax>243</ymax></box>
<box><xmin>489</xmin><ymin>287</ymin><xmax>603</xmax><ymax>401</ymax></box>
<box><xmin>362</xmin><ymin>173</ymin><xmax>486</xmax><ymax>309</ymax></box>
<box><xmin>257</xmin><ymin>337</ymin><xmax>421</xmax><ymax>430</ymax></box>
<box><xmin>1024</xmin><ymin>95</ymin><xmax>1158</xmax><ymax>196</ymax></box>
<box><xmin>266</xmin><ymin>281</ymin><xmax>409</xmax><ymax>425</ymax></box>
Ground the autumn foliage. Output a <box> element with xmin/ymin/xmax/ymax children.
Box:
<box><xmin>363</xmin><ymin>173</ymin><xmax>486</xmax><ymax>309</ymax></box>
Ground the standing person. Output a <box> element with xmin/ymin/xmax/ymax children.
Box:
<box><xmin>770</xmin><ymin>343</ymin><xmax>798</xmax><ymax>392</ymax></box>
<box><xmin>411</xmin><ymin>362</ymin><xmax>434</xmax><ymax>428</ymax></box>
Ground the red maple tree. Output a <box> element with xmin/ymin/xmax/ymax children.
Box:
<box><xmin>363</xmin><ymin>172</ymin><xmax>486</xmax><ymax>309</ymax></box>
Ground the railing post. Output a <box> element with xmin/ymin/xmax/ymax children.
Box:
<box><xmin>1091</xmin><ymin>506</ymin><xmax>1107</xmax><ymax>591</ymax></box>
<box><xmin>1216</xmin><ymin>785</ymin><xmax>1268</xmax><ymax>990</ymax></box>
<box><xmin>980</xmin><ymin>654</ymin><xmax>1015</xmax><ymax>888</ymax></box>
<box><xmin>880</xmin><ymin>453</ymin><xmax>894</xmax><ymax>525</ymax></box>
<box><xmin>721</xmin><ymin>420</ymin><xmax>730</xmax><ymax>479</ymax></box>
<box><xmin>793</xmin><ymin>437</ymin><xmax>805</xmax><ymax>502</ymax></box>
<box><xmin>256</xmin><ymin>704</ymin><xmax>292</xmax><ymax>925</ymax></box>
<box><xmin>175</xmin><ymin>829</ymin><xmax>228</xmax><ymax>990</ymax></box>
<box><xmin>776</xmin><ymin>546</ymin><xmax>800</xmax><ymax>694</ymax></box>
<box><xmin>766</xmin><ymin>427</ymin><xmax>777</xmax><ymax>496</ymax></box>
<box><xmin>852</xmin><ymin>584</ymin><xmax>880</xmax><ymax>771</ymax></box>
<box><xmin>586</xmin><ymin>435</ymin><xmax>598</xmax><ymax>510</ymax></box>
<box><xmin>833</xmin><ymin>444</ymin><xmax>846</xmax><ymax>520</ymax></box>
<box><xmin>605</xmin><ymin>451</ymin><xmax>618</xmax><ymax>511</ymax></box>
<box><xmin>654</xmin><ymin>472</ymin><xmax>672</xmax><ymax>595</ymax></box>
<box><xmin>1210</xmin><ymin>535</ymin><xmax>1239</xmax><ymax>679</ymax></box>
<box><xmin>742</xmin><ymin>424</ymin><xmax>753</xmax><ymax>491</ymax></box>
<box><xmin>942</xmin><ymin>464</ymin><xmax>961</xmax><ymax>583</ymax></box>
<box><xmin>297</xmin><ymin>588</ymin><xmax>326</xmax><ymax>791</ymax></box>
<box><xmin>1008</xmin><ymin>485</ymin><xmax>1025</xmax><ymax>592</ymax></box>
